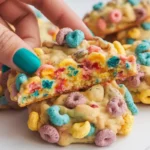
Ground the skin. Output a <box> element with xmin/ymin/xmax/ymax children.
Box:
<box><xmin>0</xmin><ymin>0</ymin><xmax>92</xmax><ymax>71</ymax></box>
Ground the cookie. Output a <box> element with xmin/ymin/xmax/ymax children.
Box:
<box><xmin>83</xmin><ymin>0</ymin><xmax>150</xmax><ymax>37</ymax></box>
<box><xmin>7</xmin><ymin>28</ymin><xmax>137</xmax><ymax>107</ymax></box>
<box><xmin>118</xmin><ymin>40</ymin><xmax>150</xmax><ymax>104</ymax></box>
<box><xmin>116</xmin><ymin>18</ymin><xmax>150</xmax><ymax>44</ymax></box>
<box><xmin>27</xmin><ymin>80</ymin><xmax>137</xmax><ymax>147</ymax></box>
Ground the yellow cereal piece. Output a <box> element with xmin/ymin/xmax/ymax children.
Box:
<box><xmin>138</xmin><ymin>89</ymin><xmax>150</xmax><ymax>104</ymax></box>
<box><xmin>0</xmin><ymin>85</ymin><xmax>3</xmax><ymax>96</ymax></box>
<box><xmin>127</xmin><ymin>28</ymin><xmax>141</xmax><ymax>39</ymax></box>
<box><xmin>34</xmin><ymin>48</ymin><xmax>44</xmax><ymax>57</ymax></box>
<box><xmin>28</xmin><ymin>111</ymin><xmax>39</xmax><ymax>131</ymax></box>
<box><xmin>113</xmin><ymin>41</ymin><xmax>126</xmax><ymax>55</ymax></box>
<box><xmin>41</xmin><ymin>69</ymin><xmax>54</xmax><ymax>78</ymax></box>
<box><xmin>70</xmin><ymin>121</ymin><xmax>91</xmax><ymax>139</ymax></box>
<box><xmin>123</xmin><ymin>44</ymin><xmax>131</xmax><ymax>50</ymax></box>
<box><xmin>119</xmin><ymin>113</ymin><xmax>134</xmax><ymax>135</ymax></box>
<box><xmin>58</xmin><ymin>58</ymin><xmax>77</xmax><ymax>68</ymax></box>
<box><xmin>87</xmin><ymin>52</ymin><xmax>106</xmax><ymax>65</ymax></box>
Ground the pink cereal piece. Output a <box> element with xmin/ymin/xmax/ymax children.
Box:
<box><xmin>65</xmin><ymin>92</ymin><xmax>87</xmax><ymax>109</ymax></box>
<box><xmin>97</xmin><ymin>18</ymin><xmax>107</xmax><ymax>31</ymax></box>
<box><xmin>56</xmin><ymin>28</ymin><xmax>73</xmax><ymax>45</ymax></box>
<box><xmin>134</xmin><ymin>8</ymin><xmax>147</xmax><ymax>22</ymax></box>
<box><xmin>88</xmin><ymin>45</ymin><xmax>102</xmax><ymax>53</ymax></box>
<box><xmin>109</xmin><ymin>9</ymin><xmax>122</xmax><ymax>23</ymax></box>
<box><xmin>35</xmin><ymin>64</ymin><xmax>55</xmax><ymax>77</ymax></box>
<box><xmin>29</xmin><ymin>82</ymin><xmax>41</xmax><ymax>93</ymax></box>
<box><xmin>39</xmin><ymin>125</ymin><xmax>60</xmax><ymax>143</ymax></box>
<box><xmin>107</xmin><ymin>97</ymin><xmax>127</xmax><ymax>117</ymax></box>
<box><xmin>95</xmin><ymin>129</ymin><xmax>116</xmax><ymax>147</ymax></box>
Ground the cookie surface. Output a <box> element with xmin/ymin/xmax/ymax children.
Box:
<box><xmin>27</xmin><ymin>80</ymin><xmax>137</xmax><ymax>146</ymax></box>
<box><xmin>7</xmin><ymin>29</ymin><xmax>137</xmax><ymax>107</ymax></box>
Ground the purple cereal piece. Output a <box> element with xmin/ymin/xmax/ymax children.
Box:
<box><xmin>65</xmin><ymin>92</ymin><xmax>87</xmax><ymax>108</ymax></box>
<box><xmin>56</xmin><ymin>28</ymin><xmax>73</xmax><ymax>45</ymax></box>
<box><xmin>39</xmin><ymin>125</ymin><xmax>60</xmax><ymax>143</ymax></box>
<box><xmin>134</xmin><ymin>8</ymin><xmax>147</xmax><ymax>22</ymax></box>
<box><xmin>107</xmin><ymin>97</ymin><xmax>127</xmax><ymax>117</ymax></box>
<box><xmin>95</xmin><ymin>129</ymin><xmax>116</xmax><ymax>147</ymax></box>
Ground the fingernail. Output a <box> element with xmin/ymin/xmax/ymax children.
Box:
<box><xmin>13</xmin><ymin>48</ymin><xmax>41</xmax><ymax>74</ymax></box>
<box><xmin>2</xmin><ymin>65</ymin><xmax>10</xmax><ymax>73</ymax></box>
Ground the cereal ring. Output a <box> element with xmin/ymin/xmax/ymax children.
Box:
<box><xmin>139</xmin><ymin>89</ymin><xmax>150</xmax><ymax>104</ymax></box>
<box><xmin>47</xmin><ymin>105</ymin><xmax>70</xmax><ymax>126</ymax></box>
<box><xmin>34</xmin><ymin>48</ymin><xmax>44</xmax><ymax>57</ymax></box>
<box><xmin>28</xmin><ymin>111</ymin><xmax>39</xmax><ymax>131</ymax></box>
<box><xmin>109</xmin><ymin>9</ymin><xmax>122</xmax><ymax>23</ymax></box>
<box><xmin>127</xmin><ymin>28</ymin><xmax>140</xmax><ymax>39</ymax></box>
<box><xmin>87</xmin><ymin>124</ymin><xmax>96</xmax><ymax>137</ymax></box>
<box><xmin>113</xmin><ymin>41</ymin><xmax>126</xmax><ymax>55</ymax></box>
<box><xmin>107</xmin><ymin>56</ymin><xmax>120</xmax><ymax>68</ymax></box>
<box><xmin>97</xmin><ymin>18</ymin><xmax>107</xmax><ymax>31</ymax></box>
<box><xmin>135</xmin><ymin>42</ymin><xmax>150</xmax><ymax>54</ymax></box>
<box><xmin>95</xmin><ymin>129</ymin><xmax>116</xmax><ymax>147</ymax></box>
<box><xmin>138</xmin><ymin>52</ymin><xmax>150</xmax><ymax>66</ymax></box>
<box><xmin>128</xmin><ymin>0</ymin><xmax>140</xmax><ymax>5</ymax></box>
<box><xmin>126</xmin><ymin>76</ymin><xmax>141</xmax><ymax>88</ymax></box>
<box><xmin>93</xmin><ymin>2</ymin><xmax>104</xmax><ymax>10</ymax></box>
<box><xmin>56</xmin><ymin>28</ymin><xmax>73</xmax><ymax>45</ymax></box>
<box><xmin>65</xmin><ymin>30</ymin><xmax>85</xmax><ymax>48</ymax></box>
<box><xmin>88</xmin><ymin>45</ymin><xmax>102</xmax><ymax>53</ymax></box>
<box><xmin>126</xmin><ymin>38</ymin><xmax>135</xmax><ymax>44</ymax></box>
<box><xmin>35</xmin><ymin>64</ymin><xmax>55</xmax><ymax>77</ymax></box>
<box><xmin>107</xmin><ymin>97</ymin><xmax>127</xmax><ymax>117</ymax></box>
<box><xmin>65</xmin><ymin>92</ymin><xmax>87</xmax><ymax>108</ymax></box>
<box><xmin>70</xmin><ymin>121</ymin><xmax>91</xmax><ymax>139</ymax></box>
<box><xmin>141</xmin><ymin>22</ymin><xmax>150</xmax><ymax>30</ymax></box>
<box><xmin>16</xmin><ymin>73</ymin><xmax>28</xmax><ymax>91</ymax></box>
<box><xmin>39</xmin><ymin>125</ymin><xmax>60</xmax><ymax>143</ymax></box>
<box><xmin>134</xmin><ymin>8</ymin><xmax>147</xmax><ymax>22</ymax></box>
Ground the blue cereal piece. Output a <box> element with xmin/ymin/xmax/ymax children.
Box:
<box><xmin>2</xmin><ymin>65</ymin><xmax>10</xmax><ymax>73</ymax></box>
<box><xmin>107</xmin><ymin>56</ymin><xmax>120</xmax><ymax>68</ymax></box>
<box><xmin>120</xmin><ymin>84</ymin><xmax>138</xmax><ymax>115</ymax></box>
<box><xmin>0</xmin><ymin>96</ymin><xmax>8</xmax><ymax>105</ymax></box>
<box><xmin>141</xmin><ymin>22</ymin><xmax>150</xmax><ymax>30</ymax></box>
<box><xmin>93</xmin><ymin>2</ymin><xmax>104</xmax><ymax>10</ymax></box>
<box><xmin>47</xmin><ymin>105</ymin><xmax>70</xmax><ymax>126</ymax></box>
<box><xmin>87</xmin><ymin>124</ymin><xmax>96</xmax><ymax>137</ymax></box>
<box><xmin>65</xmin><ymin>30</ymin><xmax>85</xmax><ymax>48</ymax></box>
<box><xmin>42</xmin><ymin>80</ymin><xmax>54</xmax><ymax>89</ymax></box>
<box><xmin>138</xmin><ymin>53</ymin><xmax>150</xmax><ymax>66</ymax></box>
<box><xmin>125</xmin><ymin>62</ymin><xmax>130</xmax><ymax>69</ymax></box>
<box><xmin>67</xmin><ymin>66</ymin><xmax>79</xmax><ymax>77</ymax></box>
<box><xmin>135</xmin><ymin>42</ymin><xmax>150</xmax><ymax>54</ymax></box>
<box><xmin>128</xmin><ymin>0</ymin><xmax>140</xmax><ymax>5</ymax></box>
<box><xmin>126</xmin><ymin>38</ymin><xmax>135</xmax><ymax>44</ymax></box>
<box><xmin>16</xmin><ymin>73</ymin><xmax>28</xmax><ymax>91</ymax></box>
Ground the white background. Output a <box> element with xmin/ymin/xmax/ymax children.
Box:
<box><xmin>1</xmin><ymin>0</ymin><xmax>150</xmax><ymax>150</ymax></box>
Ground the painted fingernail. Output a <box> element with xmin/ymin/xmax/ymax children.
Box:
<box><xmin>13</xmin><ymin>48</ymin><xmax>41</xmax><ymax>74</ymax></box>
<box><xmin>2</xmin><ymin>65</ymin><xmax>10</xmax><ymax>73</ymax></box>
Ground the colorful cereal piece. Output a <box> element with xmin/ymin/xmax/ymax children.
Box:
<box><xmin>127</xmin><ymin>76</ymin><xmax>141</xmax><ymax>88</ymax></box>
<box><xmin>141</xmin><ymin>22</ymin><xmax>150</xmax><ymax>30</ymax></box>
<box><xmin>16</xmin><ymin>73</ymin><xmax>28</xmax><ymax>91</ymax></box>
<box><xmin>128</xmin><ymin>0</ymin><xmax>140</xmax><ymax>5</ymax></box>
<box><xmin>127</xmin><ymin>28</ymin><xmax>140</xmax><ymax>39</ymax></box>
<box><xmin>107</xmin><ymin>56</ymin><xmax>120</xmax><ymax>68</ymax></box>
<box><xmin>65</xmin><ymin>30</ymin><xmax>85</xmax><ymax>48</ymax></box>
<box><xmin>139</xmin><ymin>89</ymin><xmax>150</xmax><ymax>104</ymax></box>
<box><xmin>93</xmin><ymin>2</ymin><xmax>104</xmax><ymax>10</ymax></box>
<box><xmin>56</xmin><ymin>28</ymin><xmax>73</xmax><ymax>45</ymax></box>
<box><xmin>97</xmin><ymin>18</ymin><xmax>107</xmax><ymax>31</ymax></box>
<box><xmin>34</xmin><ymin>48</ymin><xmax>44</xmax><ymax>57</ymax></box>
<box><xmin>65</xmin><ymin>92</ymin><xmax>87</xmax><ymax>108</ymax></box>
<box><xmin>70</xmin><ymin>121</ymin><xmax>91</xmax><ymax>139</ymax></box>
<box><xmin>47</xmin><ymin>105</ymin><xmax>70</xmax><ymax>126</ymax></box>
<box><xmin>39</xmin><ymin>125</ymin><xmax>60</xmax><ymax>143</ymax></box>
<box><xmin>42</xmin><ymin>80</ymin><xmax>54</xmax><ymax>89</ymax></box>
<box><xmin>107</xmin><ymin>97</ymin><xmax>127</xmax><ymax>117</ymax></box>
<box><xmin>87</xmin><ymin>124</ymin><xmax>96</xmax><ymax>137</ymax></box>
<box><xmin>95</xmin><ymin>129</ymin><xmax>116</xmax><ymax>147</ymax></box>
<box><xmin>109</xmin><ymin>9</ymin><xmax>122</xmax><ymax>23</ymax></box>
<box><xmin>113</xmin><ymin>41</ymin><xmax>126</xmax><ymax>55</ymax></box>
<box><xmin>28</xmin><ymin>111</ymin><xmax>39</xmax><ymax>131</ymax></box>
<box><xmin>88</xmin><ymin>45</ymin><xmax>102</xmax><ymax>53</ymax></box>
<box><xmin>135</xmin><ymin>42</ymin><xmax>150</xmax><ymax>54</ymax></box>
<box><xmin>134</xmin><ymin>8</ymin><xmax>147</xmax><ymax>22</ymax></box>
<box><xmin>126</xmin><ymin>38</ymin><xmax>135</xmax><ymax>44</ymax></box>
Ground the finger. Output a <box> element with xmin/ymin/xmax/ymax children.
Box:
<box><xmin>0</xmin><ymin>24</ymin><xmax>41</xmax><ymax>74</ymax></box>
<box><xmin>19</xmin><ymin>0</ymin><xmax>93</xmax><ymax>39</ymax></box>
<box><xmin>0</xmin><ymin>0</ymin><xmax>40</xmax><ymax>48</ymax></box>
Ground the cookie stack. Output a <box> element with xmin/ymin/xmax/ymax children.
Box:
<box><xmin>0</xmin><ymin>27</ymin><xmax>139</xmax><ymax>147</ymax></box>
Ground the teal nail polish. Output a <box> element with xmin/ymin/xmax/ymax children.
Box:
<box><xmin>2</xmin><ymin>65</ymin><xmax>10</xmax><ymax>73</ymax></box>
<box><xmin>13</xmin><ymin>48</ymin><xmax>41</xmax><ymax>74</ymax></box>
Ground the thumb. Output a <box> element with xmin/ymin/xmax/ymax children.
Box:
<box><xmin>0</xmin><ymin>24</ymin><xmax>41</xmax><ymax>74</ymax></box>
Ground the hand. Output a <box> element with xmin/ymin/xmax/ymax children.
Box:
<box><xmin>0</xmin><ymin>0</ymin><xmax>92</xmax><ymax>74</ymax></box>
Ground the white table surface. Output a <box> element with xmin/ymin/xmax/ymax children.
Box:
<box><xmin>1</xmin><ymin>0</ymin><xmax>150</xmax><ymax>150</ymax></box>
